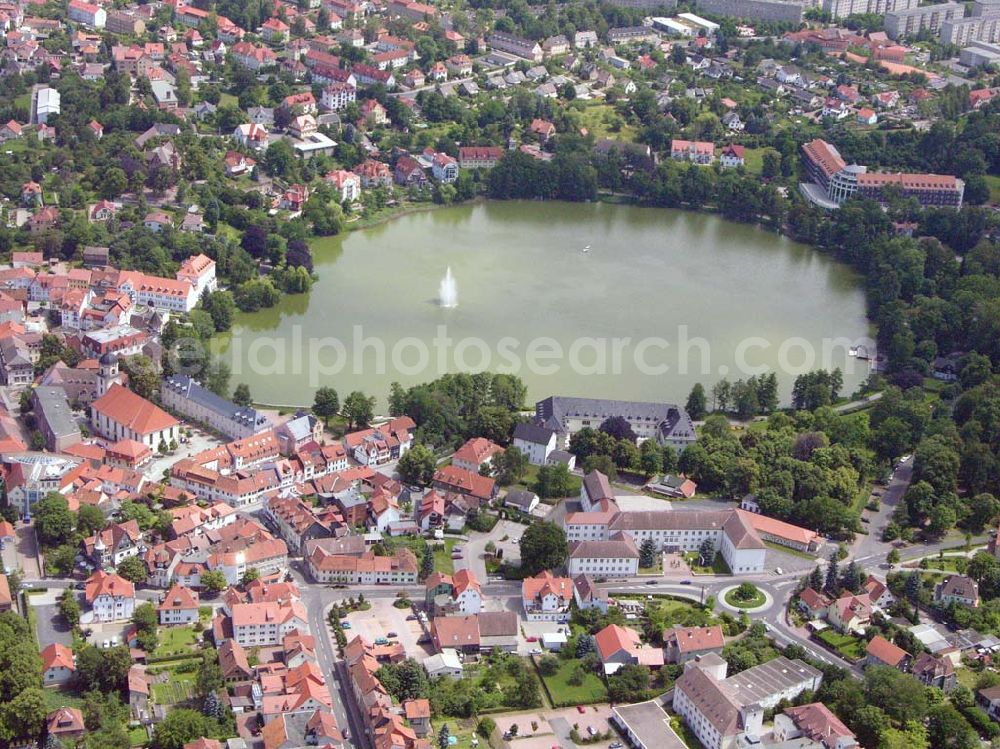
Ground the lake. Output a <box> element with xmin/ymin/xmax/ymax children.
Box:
<box><xmin>216</xmin><ymin>201</ymin><xmax>873</xmax><ymax>410</ymax></box>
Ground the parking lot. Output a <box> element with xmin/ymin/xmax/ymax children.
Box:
<box><xmin>342</xmin><ymin>598</ymin><xmax>433</xmax><ymax>658</ymax></box>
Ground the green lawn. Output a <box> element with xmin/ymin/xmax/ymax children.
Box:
<box><xmin>153</xmin><ymin>625</ymin><xmax>199</xmax><ymax>657</ymax></box>
<box><xmin>741</xmin><ymin>147</ymin><xmax>765</xmax><ymax>175</ymax></box>
<box><xmin>815</xmin><ymin>629</ymin><xmax>866</xmax><ymax>661</ymax></box>
<box><xmin>574</xmin><ymin>102</ymin><xmax>637</xmax><ymax>142</ymax></box>
<box><xmin>684</xmin><ymin>552</ymin><xmax>730</xmax><ymax>575</ymax></box>
<box><xmin>430</xmin><ymin>718</ymin><xmax>477</xmax><ymax>748</ymax></box>
<box><xmin>431</xmin><ymin>538</ymin><xmax>460</xmax><ymax>574</ymax></box>
<box><xmin>763</xmin><ymin>541</ymin><xmax>817</xmax><ymax>561</ymax></box>
<box><xmin>130</xmin><ymin>725</ymin><xmax>149</xmax><ymax>747</ymax></box>
<box><xmin>724</xmin><ymin>586</ymin><xmax>765</xmax><ymax>609</ymax></box>
<box><xmin>922</xmin><ymin>554</ymin><xmax>969</xmax><ymax>572</ymax></box>
<box><xmin>43</xmin><ymin>688</ymin><xmax>87</xmax><ymax>712</ymax></box>
<box><xmin>538</xmin><ymin>657</ymin><xmax>609</xmax><ymax>706</ymax></box>
<box><xmin>983</xmin><ymin>174</ymin><xmax>1000</xmax><ymax>205</ymax></box>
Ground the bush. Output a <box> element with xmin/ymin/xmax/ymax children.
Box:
<box><xmin>477</xmin><ymin>718</ymin><xmax>496</xmax><ymax>740</ymax></box>
<box><xmin>538</xmin><ymin>655</ymin><xmax>560</xmax><ymax>676</ymax></box>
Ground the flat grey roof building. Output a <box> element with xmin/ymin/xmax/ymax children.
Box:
<box><xmin>612</xmin><ymin>699</ymin><xmax>687</xmax><ymax>749</ymax></box>
<box><xmin>32</xmin><ymin>386</ymin><xmax>81</xmax><ymax>451</ymax></box>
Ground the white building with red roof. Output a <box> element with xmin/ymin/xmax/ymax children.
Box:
<box><xmin>159</xmin><ymin>583</ymin><xmax>200</xmax><ymax>625</ymax></box>
<box><xmin>521</xmin><ymin>570</ymin><xmax>572</xmax><ymax>621</ymax></box>
<box><xmin>84</xmin><ymin>569</ymin><xmax>135</xmax><ymax>622</ymax></box>
<box><xmin>343</xmin><ymin>416</ymin><xmax>415</xmax><ymax>466</ymax></box>
<box><xmin>176</xmin><ymin>253</ymin><xmax>217</xmax><ymax>296</ymax></box>
<box><xmin>594</xmin><ymin>623</ymin><xmax>663</xmax><ymax>674</ymax></box>
<box><xmin>451</xmin><ymin>437</ymin><xmax>504</xmax><ymax>473</ymax></box>
<box><xmin>91</xmin><ymin>383</ymin><xmax>179</xmax><ymax>449</ymax></box>
<box><xmin>41</xmin><ymin>642</ymin><xmax>75</xmax><ymax>685</ymax></box>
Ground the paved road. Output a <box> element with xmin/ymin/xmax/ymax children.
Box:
<box><xmin>852</xmin><ymin>456</ymin><xmax>912</xmax><ymax>565</ymax></box>
<box><xmin>833</xmin><ymin>391</ymin><xmax>883</xmax><ymax>414</ymax></box>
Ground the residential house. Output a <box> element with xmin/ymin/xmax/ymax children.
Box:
<box><xmin>664</xmin><ymin>625</ymin><xmax>725</xmax><ymax>665</ymax></box>
<box><xmin>671</xmin><ymin>139</ymin><xmax>715</xmax><ymax>164</ymax></box>
<box><xmin>594</xmin><ymin>623</ymin><xmax>663</xmax><ymax>674</ymax></box>
<box><xmin>773</xmin><ymin>703</ymin><xmax>857</xmax><ymax>749</ymax></box>
<box><xmin>521</xmin><ymin>571</ymin><xmax>572</xmax><ymax>621</ymax></box>
<box><xmin>47</xmin><ymin>708</ymin><xmax>86</xmax><ymax>744</ymax></box>
<box><xmin>83</xmin><ymin>519</ymin><xmax>142</xmax><ymax>569</ymax></box>
<box><xmin>865</xmin><ymin>635</ymin><xmax>910</xmax><ymax>670</ymax></box>
<box><xmin>573</xmin><ymin>574</ymin><xmax>609</xmax><ymax>613</ymax></box>
<box><xmin>84</xmin><ymin>570</ymin><xmax>136</xmax><ymax>622</ymax></box>
<box><xmin>912</xmin><ymin>652</ymin><xmax>956</xmax><ymax>691</ymax></box>
<box><xmin>42</xmin><ymin>642</ymin><xmax>75</xmax><ymax>685</ymax></box>
<box><xmin>936</xmin><ymin>575</ymin><xmax>980</xmax><ymax>608</ymax></box>
<box><xmin>452</xmin><ymin>437</ymin><xmax>503</xmax><ymax>473</ymax></box>
<box><xmin>827</xmin><ymin>595</ymin><xmax>872</xmax><ymax>634</ymax></box>
<box><xmin>432</xmin><ymin>153</ymin><xmax>459</xmax><ymax>183</ymax></box>
<box><xmin>432</xmin><ymin>465</ymin><xmax>496</xmax><ymax>503</ymax></box>
<box><xmin>394</xmin><ymin>155</ymin><xmax>427</xmax><ymax>187</ymax></box>
<box><xmin>719</xmin><ymin>144</ymin><xmax>745</xmax><ymax>169</ymax></box>
<box><xmin>159</xmin><ymin>583</ymin><xmax>200</xmax><ymax>625</ymax></box>
<box><xmin>504</xmin><ymin>489</ymin><xmax>539</xmax><ymax>515</ymax></box>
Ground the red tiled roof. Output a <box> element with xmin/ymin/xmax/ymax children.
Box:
<box><xmin>91</xmin><ymin>384</ymin><xmax>178</xmax><ymax>437</ymax></box>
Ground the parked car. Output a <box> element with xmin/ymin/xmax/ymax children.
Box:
<box><xmin>387</xmin><ymin>631</ymin><xmax>398</xmax><ymax>638</ymax></box>
<box><xmin>375</xmin><ymin>637</ymin><xmax>388</xmax><ymax>645</ymax></box>
<box><xmin>525</xmin><ymin>636</ymin><xmax>537</xmax><ymax>642</ymax></box>
<box><xmin>341</xmin><ymin>621</ymin><xmax>351</xmax><ymax>629</ymax></box>
<box><xmin>406</xmin><ymin>614</ymin><xmax>417</xmax><ymax>621</ymax></box>
<box><xmin>576</xmin><ymin>706</ymin><xmax>586</xmax><ymax>714</ymax></box>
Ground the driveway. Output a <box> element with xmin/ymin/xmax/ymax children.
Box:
<box><xmin>457</xmin><ymin>519</ymin><xmax>524</xmax><ymax>583</ymax></box>
<box><xmin>31</xmin><ymin>602</ymin><xmax>74</xmax><ymax>648</ymax></box>
<box><xmin>12</xmin><ymin>525</ymin><xmax>42</xmax><ymax>578</ymax></box>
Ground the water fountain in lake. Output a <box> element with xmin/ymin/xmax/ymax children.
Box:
<box><xmin>439</xmin><ymin>266</ymin><xmax>457</xmax><ymax>308</ymax></box>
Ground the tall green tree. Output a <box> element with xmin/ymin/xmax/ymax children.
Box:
<box><xmin>342</xmin><ymin>391</ymin><xmax>375</xmax><ymax>430</ymax></box>
<box><xmin>519</xmin><ymin>522</ymin><xmax>567</xmax><ymax>575</ymax></box>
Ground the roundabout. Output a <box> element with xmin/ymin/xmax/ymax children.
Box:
<box><xmin>719</xmin><ymin>583</ymin><xmax>772</xmax><ymax>614</ymax></box>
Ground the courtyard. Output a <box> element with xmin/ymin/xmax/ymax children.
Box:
<box><xmin>341</xmin><ymin>597</ymin><xmax>432</xmax><ymax>658</ymax></box>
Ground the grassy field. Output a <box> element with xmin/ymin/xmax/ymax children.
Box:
<box><xmin>130</xmin><ymin>726</ymin><xmax>149</xmax><ymax>747</ymax></box>
<box><xmin>684</xmin><ymin>552</ymin><xmax>730</xmax><ymax>575</ymax></box>
<box><xmin>984</xmin><ymin>174</ymin><xmax>1000</xmax><ymax>205</ymax></box>
<box><xmin>431</xmin><ymin>717</ymin><xmax>478</xmax><ymax>748</ymax></box>
<box><xmin>43</xmin><ymin>688</ymin><xmax>87</xmax><ymax>712</ymax></box>
<box><xmin>741</xmin><ymin>147</ymin><xmax>765</xmax><ymax>175</ymax></box>
<box><xmin>574</xmin><ymin>102</ymin><xmax>636</xmax><ymax>142</ymax></box>
<box><xmin>539</xmin><ymin>658</ymin><xmax>609</xmax><ymax>706</ymax></box>
<box><xmin>815</xmin><ymin>629</ymin><xmax>865</xmax><ymax>661</ymax></box>
<box><xmin>763</xmin><ymin>541</ymin><xmax>816</xmax><ymax>561</ymax></box>
<box><xmin>431</xmin><ymin>538</ymin><xmax>460</xmax><ymax>574</ymax></box>
<box><xmin>154</xmin><ymin>625</ymin><xmax>199</xmax><ymax>657</ymax></box>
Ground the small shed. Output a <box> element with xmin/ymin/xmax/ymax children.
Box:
<box><xmin>542</xmin><ymin>632</ymin><xmax>568</xmax><ymax>651</ymax></box>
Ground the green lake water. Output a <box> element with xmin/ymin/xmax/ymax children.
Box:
<box><xmin>216</xmin><ymin>201</ymin><xmax>872</xmax><ymax>410</ymax></box>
